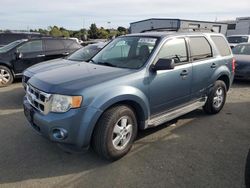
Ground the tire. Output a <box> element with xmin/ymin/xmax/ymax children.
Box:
<box><xmin>92</xmin><ymin>105</ymin><xmax>138</xmax><ymax>161</ymax></box>
<box><xmin>0</xmin><ymin>65</ymin><xmax>13</xmax><ymax>87</ymax></box>
<box><xmin>203</xmin><ymin>80</ymin><xmax>227</xmax><ymax>114</ymax></box>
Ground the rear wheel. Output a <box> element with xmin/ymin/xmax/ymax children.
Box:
<box><xmin>0</xmin><ymin>66</ymin><xmax>13</xmax><ymax>87</ymax></box>
<box><xmin>92</xmin><ymin>105</ymin><xmax>138</xmax><ymax>161</ymax></box>
<box><xmin>203</xmin><ymin>80</ymin><xmax>227</xmax><ymax>114</ymax></box>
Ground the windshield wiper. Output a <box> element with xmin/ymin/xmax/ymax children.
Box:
<box><xmin>89</xmin><ymin>59</ymin><xmax>96</xmax><ymax>64</ymax></box>
<box><xmin>98</xmin><ymin>62</ymin><xmax>117</xmax><ymax>67</ymax></box>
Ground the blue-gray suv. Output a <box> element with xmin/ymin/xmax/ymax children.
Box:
<box><xmin>23</xmin><ymin>32</ymin><xmax>235</xmax><ymax>160</ymax></box>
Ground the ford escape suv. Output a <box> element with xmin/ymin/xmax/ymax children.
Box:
<box><xmin>0</xmin><ymin>38</ymin><xmax>81</xmax><ymax>87</ymax></box>
<box><xmin>23</xmin><ymin>32</ymin><xmax>234</xmax><ymax>160</ymax></box>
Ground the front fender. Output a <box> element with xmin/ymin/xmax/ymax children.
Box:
<box><xmin>77</xmin><ymin>86</ymin><xmax>150</xmax><ymax>147</ymax></box>
<box><xmin>90</xmin><ymin>85</ymin><xmax>150</xmax><ymax>119</ymax></box>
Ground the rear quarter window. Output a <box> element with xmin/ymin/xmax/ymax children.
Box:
<box><xmin>189</xmin><ymin>37</ymin><xmax>212</xmax><ymax>61</ymax></box>
<box><xmin>211</xmin><ymin>36</ymin><xmax>231</xmax><ymax>57</ymax></box>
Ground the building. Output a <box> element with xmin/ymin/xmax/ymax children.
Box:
<box><xmin>130</xmin><ymin>18</ymin><xmax>228</xmax><ymax>35</ymax></box>
<box><xmin>225</xmin><ymin>17</ymin><xmax>250</xmax><ymax>36</ymax></box>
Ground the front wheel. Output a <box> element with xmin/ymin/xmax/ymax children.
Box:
<box><xmin>0</xmin><ymin>66</ymin><xmax>13</xmax><ymax>87</ymax></box>
<box><xmin>203</xmin><ymin>80</ymin><xmax>227</xmax><ymax>114</ymax></box>
<box><xmin>92</xmin><ymin>105</ymin><xmax>138</xmax><ymax>161</ymax></box>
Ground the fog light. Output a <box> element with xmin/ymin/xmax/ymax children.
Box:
<box><xmin>52</xmin><ymin>128</ymin><xmax>68</xmax><ymax>140</ymax></box>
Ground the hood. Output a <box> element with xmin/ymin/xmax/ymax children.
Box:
<box><xmin>234</xmin><ymin>54</ymin><xmax>250</xmax><ymax>70</ymax></box>
<box><xmin>26</xmin><ymin>58</ymin><xmax>76</xmax><ymax>75</ymax></box>
<box><xmin>28</xmin><ymin>62</ymin><xmax>134</xmax><ymax>94</ymax></box>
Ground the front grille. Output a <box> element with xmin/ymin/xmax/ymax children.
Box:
<box><xmin>26</xmin><ymin>84</ymin><xmax>51</xmax><ymax>114</ymax></box>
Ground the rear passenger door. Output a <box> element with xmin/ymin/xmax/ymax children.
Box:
<box><xmin>44</xmin><ymin>39</ymin><xmax>66</xmax><ymax>61</ymax></box>
<box><xmin>188</xmin><ymin>36</ymin><xmax>215</xmax><ymax>100</ymax></box>
<box><xmin>149</xmin><ymin>37</ymin><xmax>192</xmax><ymax>115</ymax></box>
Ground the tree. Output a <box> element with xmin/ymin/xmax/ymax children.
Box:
<box><xmin>88</xmin><ymin>24</ymin><xmax>99</xmax><ymax>39</ymax></box>
<box><xmin>98</xmin><ymin>27</ymin><xmax>109</xmax><ymax>39</ymax></box>
<box><xmin>49</xmin><ymin>26</ymin><xmax>62</xmax><ymax>37</ymax></box>
<box><xmin>117</xmin><ymin>26</ymin><xmax>128</xmax><ymax>36</ymax></box>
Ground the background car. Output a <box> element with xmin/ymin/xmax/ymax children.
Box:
<box><xmin>0</xmin><ymin>37</ymin><xmax>82</xmax><ymax>87</ymax></box>
<box><xmin>227</xmin><ymin>35</ymin><xmax>250</xmax><ymax>49</ymax></box>
<box><xmin>22</xmin><ymin>42</ymin><xmax>107</xmax><ymax>87</ymax></box>
<box><xmin>232</xmin><ymin>43</ymin><xmax>250</xmax><ymax>80</ymax></box>
<box><xmin>0</xmin><ymin>32</ymin><xmax>45</xmax><ymax>47</ymax></box>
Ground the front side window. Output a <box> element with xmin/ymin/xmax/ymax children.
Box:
<box><xmin>17</xmin><ymin>40</ymin><xmax>42</xmax><ymax>53</ymax></box>
<box><xmin>156</xmin><ymin>38</ymin><xmax>188</xmax><ymax>63</ymax></box>
<box><xmin>189</xmin><ymin>37</ymin><xmax>212</xmax><ymax>61</ymax></box>
<box><xmin>91</xmin><ymin>37</ymin><xmax>158</xmax><ymax>69</ymax></box>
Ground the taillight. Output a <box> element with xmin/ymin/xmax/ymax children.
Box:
<box><xmin>232</xmin><ymin>58</ymin><xmax>236</xmax><ymax>73</ymax></box>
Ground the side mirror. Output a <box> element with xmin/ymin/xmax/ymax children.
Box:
<box><xmin>151</xmin><ymin>58</ymin><xmax>175</xmax><ymax>71</ymax></box>
<box><xmin>15</xmin><ymin>51</ymin><xmax>23</xmax><ymax>59</ymax></box>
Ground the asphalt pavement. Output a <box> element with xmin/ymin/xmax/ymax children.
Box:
<box><xmin>0</xmin><ymin>80</ymin><xmax>249</xmax><ymax>188</ymax></box>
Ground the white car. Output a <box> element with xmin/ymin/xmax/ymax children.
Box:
<box><xmin>227</xmin><ymin>35</ymin><xmax>250</xmax><ymax>48</ymax></box>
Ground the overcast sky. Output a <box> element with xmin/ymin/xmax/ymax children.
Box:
<box><xmin>0</xmin><ymin>0</ymin><xmax>250</xmax><ymax>30</ymax></box>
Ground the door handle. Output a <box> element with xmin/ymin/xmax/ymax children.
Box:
<box><xmin>37</xmin><ymin>54</ymin><xmax>45</xmax><ymax>57</ymax></box>
<box><xmin>211</xmin><ymin>63</ymin><xmax>217</xmax><ymax>68</ymax></box>
<box><xmin>180</xmin><ymin>70</ymin><xmax>188</xmax><ymax>76</ymax></box>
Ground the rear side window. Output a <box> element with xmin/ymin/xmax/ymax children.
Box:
<box><xmin>63</xmin><ymin>40</ymin><xmax>81</xmax><ymax>50</ymax></box>
<box><xmin>17</xmin><ymin>40</ymin><xmax>43</xmax><ymax>53</ymax></box>
<box><xmin>45</xmin><ymin>40</ymin><xmax>64</xmax><ymax>51</ymax></box>
<box><xmin>189</xmin><ymin>37</ymin><xmax>212</xmax><ymax>61</ymax></box>
<box><xmin>211</xmin><ymin>36</ymin><xmax>231</xmax><ymax>56</ymax></box>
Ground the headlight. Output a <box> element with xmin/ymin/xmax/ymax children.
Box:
<box><xmin>51</xmin><ymin>94</ymin><xmax>82</xmax><ymax>113</ymax></box>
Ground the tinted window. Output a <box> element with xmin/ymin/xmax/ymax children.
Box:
<box><xmin>232</xmin><ymin>44</ymin><xmax>250</xmax><ymax>55</ymax></box>
<box><xmin>227</xmin><ymin>36</ymin><xmax>249</xmax><ymax>43</ymax></box>
<box><xmin>211</xmin><ymin>36</ymin><xmax>231</xmax><ymax>56</ymax></box>
<box><xmin>189</xmin><ymin>37</ymin><xmax>212</xmax><ymax>61</ymax></box>
<box><xmin>0</xmin><ymin>40</ymin><xmax>25</xmax><ymax>53</ymax></box>
<box><xmin>227</xmin><ymin>24</ymin><xmax>236</xmax><ymax>30</ymax></box>
<box><xmin>157</xmin><ymin>38</ymin><xmax>188</xmax><ymax>63</ymax></box>
<box><xmin>45</xmin><ymin>40</ymin><xmax>64</xmax><ymax>51</ymax></box>
<box><xmin>17</xmin><ymin>40</ymin><xmax>43</xmax><ymax>53</ymax></box>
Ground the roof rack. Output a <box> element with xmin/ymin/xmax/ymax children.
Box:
<box><xmin>141</xmin><ymin>27</ymin><xmax>215</xmax><ymax>33</ymax></box>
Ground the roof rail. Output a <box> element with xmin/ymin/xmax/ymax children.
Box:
<box><xmin>141</xmin><ymin>27</ymin><xmax>215</xmax><ymax>33</ymax></box>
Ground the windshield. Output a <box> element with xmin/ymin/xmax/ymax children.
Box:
<box><xmin>0</xmin><ymin>40</ymin><xmax>24</xmax><ymax>53</ymax></box>
<box><xmin>232</xmin><ymin>44</ymin><xmax>250</xmax><ymax>55</ymax></box>
<box><xmin>227</xmin><ymin>36</ymin><xmax>249</xmax><ymax>44</ymax></box>
<box><xmin>67</xmin><ymin>43</ymin><xmax>104</xmax><ymax>62</ymax></box>
<box><xmin>91</xmin><ymin>36</ymin><xmax>159</xmax><ymax>69</ymax></box>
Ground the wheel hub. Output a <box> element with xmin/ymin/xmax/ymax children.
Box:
<box><xmin>112</xmin><ymin>116</ymin><xmax>133</xmax><ymax>150</ymax></box>
<box><xmin>0</xmin><ymin>69</ymin><xmax>10</xmax><ymax>85</ymax></box>
<box><xmin>213</xmin><ymin>87</ymin><xmax>224</xmax><ymax>108</ymax></box>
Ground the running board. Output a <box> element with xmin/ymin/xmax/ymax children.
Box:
<box><xmin>148</xmin><ymin>97</ymin><xmax>207</xmax><ymax>127</ymax></box>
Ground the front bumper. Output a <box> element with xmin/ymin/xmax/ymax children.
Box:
<box><xmin>23</xmin><ymin>96</ymin><xmax>103</xmax><ymax>149</ymax></box>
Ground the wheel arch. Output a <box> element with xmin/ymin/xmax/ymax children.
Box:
<box><xmin>216</xmin><ymin>74</ymin><xmax>230</xmax><ymax>91</ymax></box>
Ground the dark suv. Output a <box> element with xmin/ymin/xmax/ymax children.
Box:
<box><xmin>23</xmin><ymin>32</ymin><xmax>234</xmax><ymax>160</ymax></box>
<box><xmin>0</xmin><ymin>38</ymin><xmax>81</xmax><ymax>86</ymax></box>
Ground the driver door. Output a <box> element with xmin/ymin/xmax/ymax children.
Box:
<box><xmin>13</xmin><ymin>40</ymin><xmax>45</xmax><ymax>74</ymax></box>
<box><xmin>149</xmin><ymin>37</ymin><xmax>192</xmax><ymax>115</ymax></box>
